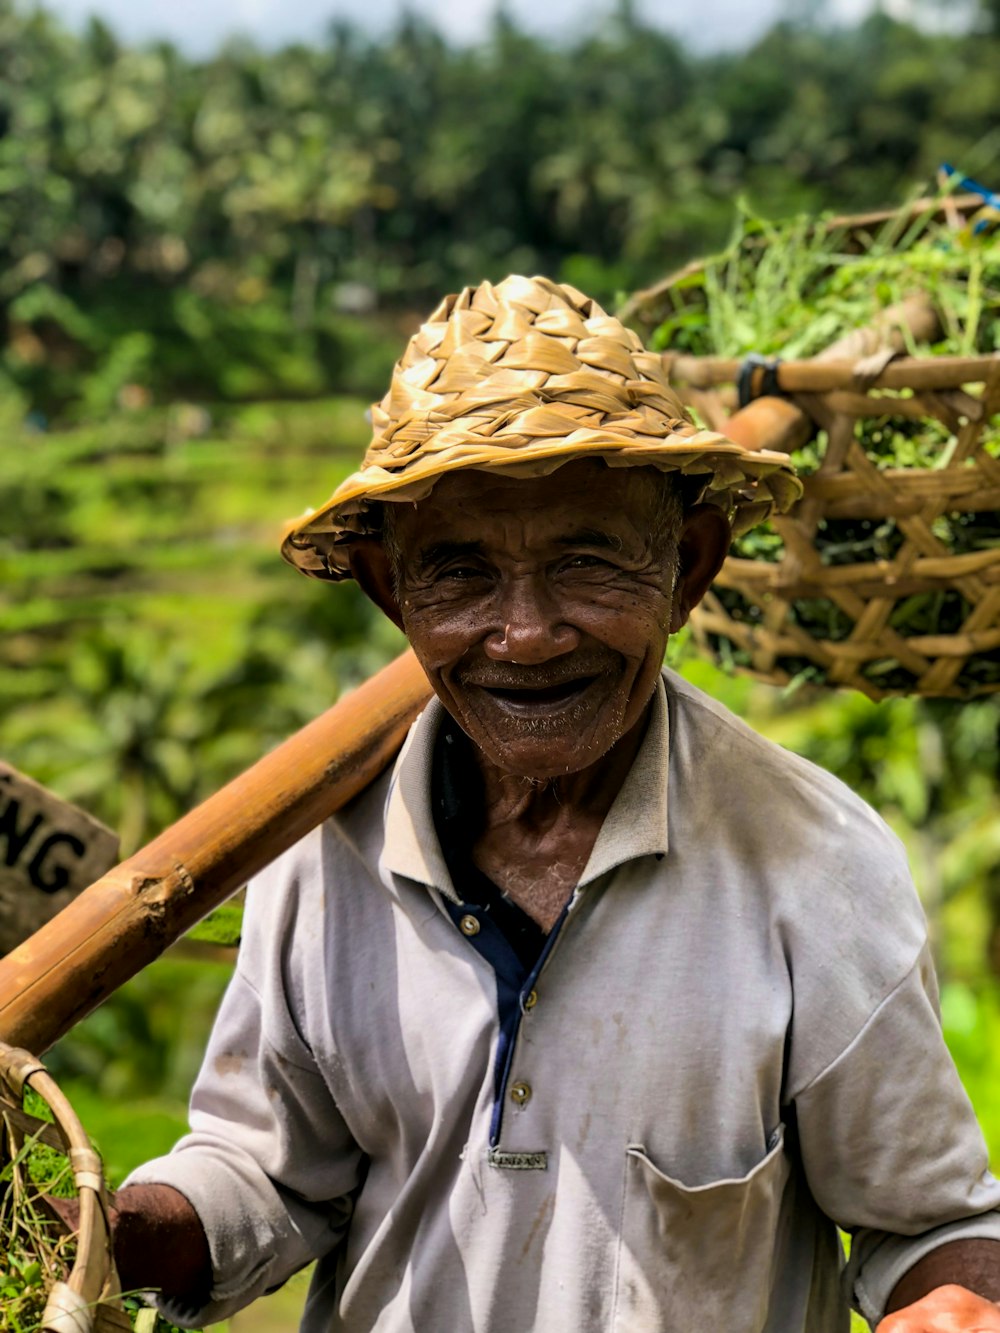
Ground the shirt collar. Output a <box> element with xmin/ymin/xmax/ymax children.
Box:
<box><xmin>380</xmin><ymin>694</ymin><xmax>457</xmax><ymax>898</ymax></box>
<box><xmin>578</xmin><ymin>673</ymin><xmax>670</xmax><ymax>885</ymax></box>
<box><xmin>380</xmin><ymin>674</ymin><xmax>671</xmax><ymax>900</ymax></box>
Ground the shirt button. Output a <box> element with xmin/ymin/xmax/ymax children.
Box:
<box><xmin>459</xmin><ymin>914</ymin><xmax>480</xmax><ymax>937</ymax></box>
<box><xmin>510</xmin><ymin>1081</ymin><xmax>532</xmax><ymax>1106</ymax></box>
<box><xmin>524</xmin><ymin>989</ymin><xmax>538</xmax><ymax>1010</ymax></box>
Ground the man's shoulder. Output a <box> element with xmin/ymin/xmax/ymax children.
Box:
<box><xmin>662</xmin><ymin>667</ymin><xmax>906</xmax><ymax>867</ymax></box>
<box><xmin>267</xmin><ymin>754</ymin><xmax>397</xmax><ymax>875</ymax></box>
<box><xmin>662</xmin><ymin>670</ymin><xmax>926</xmax><ymax>1030</ymax></box>
<box><xmin>246</xmin><ymin>693</ymin><xmax>447</xmax><ymax>932</ymax></box>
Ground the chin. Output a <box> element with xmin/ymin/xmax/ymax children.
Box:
<box><xmin>477</xmin><ymin>728</ymin><xmax>620</xmax><ymax>781</ymax></box>
<box><xmin>441</xmin><ymin>674</ymin><xmax>648</xmax><ymax>778</ymax></box>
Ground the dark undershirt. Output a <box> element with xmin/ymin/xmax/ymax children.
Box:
<box><xmin>431</xmin><ymin>714</ymin><xmax>547</xmax><ymax>974</ymax></box>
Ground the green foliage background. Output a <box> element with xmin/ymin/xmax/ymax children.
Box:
<box><xmin>3</xmin><ymin>0</ymin><xmax>1000</xmax><ymax>417</ymax></box>
<box><xmin>1</xmin><ymin>1</ymin><xmax>1000</xmax><ymax>1326</ymax></box>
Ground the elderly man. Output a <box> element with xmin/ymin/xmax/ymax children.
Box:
<box><xmin>109</xmin><ymin>276</ymin><xmax>1000</xmax><ymax>1331</ymax></box>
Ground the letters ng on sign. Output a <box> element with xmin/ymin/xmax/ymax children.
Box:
<box><xmin>0</xmin><ymin>761</ymin><xmax>119</xmax><ymax>956</ymax></box>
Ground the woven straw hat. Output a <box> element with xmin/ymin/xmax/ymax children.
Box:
<box><xmin>281</xmin><ymin>275</ymin><xmax>801</xmax><ymax>581</ymax></box>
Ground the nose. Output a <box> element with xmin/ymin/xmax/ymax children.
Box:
<box><xmin>483</xmin><ymin>575</ymin><xmax>580</xmax><ymax>664</ymax></box>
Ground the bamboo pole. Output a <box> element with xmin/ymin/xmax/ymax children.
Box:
<box><xmin>668</xmin><ymin>352</ymin><xmax>997</xmax><ymax>396</ymax></box>
<box><xmin>0</xmin><ymin>650</ymin><xmax>431</xmax><ymax>1053</ymax></box>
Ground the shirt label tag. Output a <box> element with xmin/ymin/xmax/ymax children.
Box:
<box><xmin>487</xmin><ymin>1148</ymin><xmax>548</xmax><ymax>1171</ymax></box>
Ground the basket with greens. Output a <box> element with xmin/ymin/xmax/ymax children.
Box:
<box><xmin>626</xmin><ymin>190</ymin><xmax>1000</xmax><ymax>699</ymax></box>
<box><xmin>0</xmin><ymin>1041</ymin><xmax>177</xmax><ymax>1333</ymax></box>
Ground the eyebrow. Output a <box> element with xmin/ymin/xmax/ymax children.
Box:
<box><xmin>414</xmin><ymin>528</ymin><xmax>624</xmax><ymax>573</ymax></box>
<box><xmin>556</xmin><ymin>527</ymin><xmax>623</xmax><ymax>551</ymax></box>
<box><xmin>415</xmin><ymin>540</ymin><xmax>485</xmax><ymax>573</ymax></box>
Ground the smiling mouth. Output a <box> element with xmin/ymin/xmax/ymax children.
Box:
<box><xmin>476</xmin><ymin>675</ymin><xmax>600</xmax><ymax>709</ymax></box>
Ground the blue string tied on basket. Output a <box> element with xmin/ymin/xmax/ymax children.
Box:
<box><xmin>939</xmin><ymin>162</ymin><xmax>1000</xmax><ymax>236</ymax></box>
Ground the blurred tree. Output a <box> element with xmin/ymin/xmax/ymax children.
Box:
<box><xmin>2</xmin><ymin>626</ymin><xmax>202</xmax><ymax>854</ymax></box>
<box><xmin>2</xmin><ymin>0</ymin><xmax>998</xmax><ymax>416</ymax></box>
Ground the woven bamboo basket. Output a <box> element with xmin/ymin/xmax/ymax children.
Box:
<box><xmin>0</xmin><ymin>1041</ymin><xmax>129</xmax><ymax>1333</ymax></box>
<box><xmin>623</xmin><ymin>191</ymin><xmax>1000</xmax><ymax>699</ymax></box>
<box><xmin>667</xmin><ymin>349</ymin><xmax>1000</xmax><ymax>699</ymax></box>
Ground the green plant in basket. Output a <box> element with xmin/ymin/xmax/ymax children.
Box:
<box><xmin>651</xmin><ymin>193</ymin><xmax>1000</xmax><ymax>361</ymax></box>
<box><xmin>0</xmin><ymin>1098</ymin><xmax>79</xmax><ymax>1333</ymax></box>
<box><xmin>0</xmin><ymin>1139</ymin><xmax>73</xmax><ymax>1333</ymax></box>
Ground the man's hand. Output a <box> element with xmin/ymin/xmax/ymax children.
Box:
<box><xmin>876</xmin><ymin>1284</ymin><xmax>1000</xmax><ymax>1331</ymax></box>
<box><xmin>41</xmin><ymin>1183</ymin><xmax>212</xmax><ymax>1307</ymax></box>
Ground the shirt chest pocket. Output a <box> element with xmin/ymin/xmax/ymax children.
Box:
<box><xmin>612</xmin><ymin>1126</ymin><xmax>790</xmax><ymax>1333</ymax></box>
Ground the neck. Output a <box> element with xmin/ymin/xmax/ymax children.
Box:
<box><xmin>461</xmin><ymin>698</ymin><xmax>653</xmax><ymax>931</ymax></box>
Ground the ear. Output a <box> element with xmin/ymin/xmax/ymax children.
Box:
<box><xmin>349</xmin><ymin>540</ymin><xmax>404</xmax><ymax>630</ymax></box>
<box><xmin>669</xmin><ymin>504</ymin><xmax>731</xmax><ymax>633</ymax></box>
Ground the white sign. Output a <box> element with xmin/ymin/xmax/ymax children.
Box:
<box><xmin>0</xmin><ymin>762</ymin><xmax>119</xmax><ymax>956</ymax></box>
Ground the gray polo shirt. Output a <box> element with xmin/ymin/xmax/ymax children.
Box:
<box><xmin>129</xmin><ymin>670</ymin><xmax>1000</xmax><ymax>1331</ymax></box>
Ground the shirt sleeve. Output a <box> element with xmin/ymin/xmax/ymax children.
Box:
<box><xmin>124</xmin><ymin>947</ymin><xmax>365</xmax><ymax>1324</ymax></box>
<box><xmin>792</xmin><ymin>941</ymin><xmax>1000</xmax><ymax>1326</ymax></box>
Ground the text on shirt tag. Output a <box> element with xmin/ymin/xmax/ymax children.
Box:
<box><xmin>487</xmin><ymin>1148</ymin><xmax>548</xmax><ymax>1171</ymax></box>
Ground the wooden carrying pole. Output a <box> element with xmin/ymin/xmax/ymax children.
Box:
<box><xmin>0</xmin><ymin>294</ymin><xmax>942</xmax><ymax>1056</ymax></box>
<box><xmin>0</xmin><ymin>650</ymin><xmax>431</xmax><ymax>1054</ymax></box>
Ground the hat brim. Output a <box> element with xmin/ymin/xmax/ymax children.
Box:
<box><xmin>280</xmin><ymin>426</ymin><xmax>802</xmax><ymax>582</ymax></box>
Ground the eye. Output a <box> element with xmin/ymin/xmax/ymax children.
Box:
<box><xmin>436</xmin><ymin>562</ymin><xmax>490</xmax><ymax>583</ymax></box>
<box><xmin>561</xmin><ymin>553</ymin><xmax>609</xmax><ymax>571</ymax></box>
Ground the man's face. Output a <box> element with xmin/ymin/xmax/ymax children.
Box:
<box><xmin>388</xmin><ymin>460</ymin><xmax>684</xmax><ymax>781</ymax></box>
